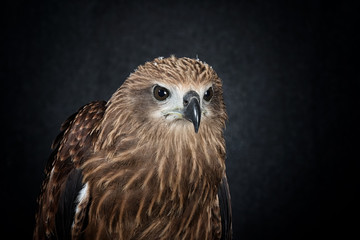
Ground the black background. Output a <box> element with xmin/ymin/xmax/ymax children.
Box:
<box><xmin>2</xmin><ymin>0</ymin><xmax>358</xmax><ymax>239</ymax></box>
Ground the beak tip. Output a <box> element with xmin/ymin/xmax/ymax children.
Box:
<box><xmin>193</xmin><ymin>114</ymin><xmax>200</xmax><ymax>133</ymax></box>
<box><xmin>194</xmin><ymin>125</ymin><xmax>199</xmax><ymax>133</ymax></box>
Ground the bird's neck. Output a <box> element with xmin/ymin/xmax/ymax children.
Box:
<box><xmin>82</xmin><ymin>124</ymin><xmax>225</xmax><ymax>238</ymax></box>
<box><xmin>87</xmin><ymin>124</ymin><xmax>226</xmax><ymax>202</ymax></box>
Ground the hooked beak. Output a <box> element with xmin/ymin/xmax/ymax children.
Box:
<box><xmin>183</xmin><ymin>91</ymin><xmax>201</xmax><ymax>133</ymax></box>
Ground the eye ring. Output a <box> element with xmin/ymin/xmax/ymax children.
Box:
<box><xmin>203</xmin><ymin>87</ymin><xmax>213</xmax><ymax>102</ymax></box>
<box><xmin>153</xmin><ymin>85</ymin><xmax>170</xmax><ymax>101</ymax></box>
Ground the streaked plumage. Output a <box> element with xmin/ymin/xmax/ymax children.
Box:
<box><xmin>34</xmin><ymin>56</ymin><xmax>232</xmax><ymax>240</ymax></box>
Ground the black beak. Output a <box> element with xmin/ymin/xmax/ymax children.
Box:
<box><xmin>183</xmin><ymin>91</ymin><xmax>201</xmax><ymax>133</ymax></box>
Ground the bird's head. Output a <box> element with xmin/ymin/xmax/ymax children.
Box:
<box><xmin>149</xmin><ymin>77</ymin><xmax>217</xmax><ymax>133</ymax></box>
<box><xmin>151</xmin><ymin>84</ymin><xmax>208</xmax><ymax>133</ymax></box>
<box><xmin>98</xmin><ymin>56</ymin><xmax>227</xmax><ymax>148</ymax></box>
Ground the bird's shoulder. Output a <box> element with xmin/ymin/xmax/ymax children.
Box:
<box><xmin>50</xmin><ymin>100</ymin><xmax>107</xmax><ymax>167</ymax></box>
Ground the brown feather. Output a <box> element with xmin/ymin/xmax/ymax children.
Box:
<box><xmin>34</xmin><ymin>101</ymin><xmax>106</xmax><ymax>239</ymax></box>
<box><xmin>34</xmin><ymin>56</ymin><xmax>231</xmax><ymax>240</ymax></box>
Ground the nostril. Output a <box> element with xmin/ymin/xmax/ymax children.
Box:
<box><xmin>183</xmin><ymin>99</ymin><xmax>189</xmax><ymax>106</ymax></box>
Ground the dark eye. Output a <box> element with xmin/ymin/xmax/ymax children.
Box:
<box><xmin>153</xmin><ymin>85</ymin><xmax>170</xmax><ymax>101</ymax></box>
<box><xmin>203</xmin><ymin>87</ymin><xmax>213</xmax><ymax>101</ymax></box>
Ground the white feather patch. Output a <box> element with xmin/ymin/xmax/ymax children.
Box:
<box><xmin>75</xmin><ymin>183</ymin><xmax>89</xmax><ymax>215</ymax></box>
<box><xmin>72</xmin><ymin>183</ymin><xmax>89</xmax><ymax>229</ymax></box>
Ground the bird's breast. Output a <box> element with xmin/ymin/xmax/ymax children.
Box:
<box><xmin>82</xmin><ymin>153</ymin><xmax>222</xmax><ymax>239</ymax></box>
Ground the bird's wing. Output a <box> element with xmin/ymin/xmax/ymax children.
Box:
<box><xmin>55</xmin><ymin>168</ymin><xmax>85</xmax><ymax>240</ymax></box>
<box><xmin>34</xmin><ymin>101</ymin><xmax>106</xmax><ymax>240</ymax></box>
<box><xmin>218</xmin><ymin>175</ymin><xmax>233</xmax><ymax>240</ymax></box>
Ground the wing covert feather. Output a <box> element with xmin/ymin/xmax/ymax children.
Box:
<box><xmin>34</xmin><ymin>101</ymin><xmax>106</xmax><ymax>240</ymax></box>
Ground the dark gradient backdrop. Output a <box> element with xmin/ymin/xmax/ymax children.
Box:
<box><xmin>2</xmin><ymin>0</ymin><xmax>358</xmax><ymax>239</ymax></box>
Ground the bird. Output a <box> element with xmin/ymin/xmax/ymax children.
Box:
<box><xmin>34</xmin><ymin>56</ymin><xmax>232</xmax><ymax>240</ymax></box>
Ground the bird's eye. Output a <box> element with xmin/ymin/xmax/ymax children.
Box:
<box><xmin>153</xmin><ymin>85</ymin><xmax>170</xmax><ymax>101</ymax></box>
<box><xmin>203</xmin><ymin>87</ymin><xmax>213</xmax><ymax>102</ymax></box>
